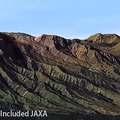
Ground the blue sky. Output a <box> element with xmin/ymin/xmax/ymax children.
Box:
<box><xmin>0</xmin><ymin>0</ymin><xmax>120</xmax><ymax>39</ymax></box>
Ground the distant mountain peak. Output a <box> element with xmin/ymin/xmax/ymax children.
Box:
<box><xmin>87</xmin><ymin>33</ymin><xmax>119</xmax><ymax>43</ymax></box>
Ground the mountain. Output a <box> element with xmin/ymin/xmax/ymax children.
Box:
<box><xmin>0</xmin><ymin>32</ymin><xmax>120</xmax><ymax>119</ymax></box>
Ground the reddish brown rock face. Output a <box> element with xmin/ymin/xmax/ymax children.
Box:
<box><xmin>2</xmin><ymin>32</ymin><xmax>120</xmax><ymax>66</ymax></box>
<box><xmin>0</xmin><ymin>32</ymin><xmax>120</xmax><ymax>119</ymax></box>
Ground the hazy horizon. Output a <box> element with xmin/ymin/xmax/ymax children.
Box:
<box><xmin>0</xmin><ymin>0</ymin><xmax>120</xmax><ymax>39</ymax></box>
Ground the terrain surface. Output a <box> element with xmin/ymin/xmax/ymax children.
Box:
<box><xmin>0</xmin><ymin>32</ymin><xmax>120</xmax><ymax>119</ymax></box>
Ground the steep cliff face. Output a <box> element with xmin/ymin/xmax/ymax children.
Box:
<box><xmin>0</xmin><ymin>32</ymin><xmax>120</xmax><ymax>118</ymax></box>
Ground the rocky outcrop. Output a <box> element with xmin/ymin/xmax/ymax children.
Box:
<box><xmin>0</xmin><ymin>32</ymin><xmax>120</xmax><ymax>119</ymax></box>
